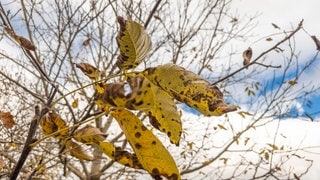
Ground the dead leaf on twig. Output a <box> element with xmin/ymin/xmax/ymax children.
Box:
<box><xmin>243</xmin><ymin>47</ymin><xmax>252</xmax><ymax>67</ymax></box>
<box><xmin>0</xmin><ymin>111</ymin><xmax>15</xmax><ymax>129</ymax></box>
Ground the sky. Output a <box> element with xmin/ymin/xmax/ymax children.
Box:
<box><xmin>228</xmin><ymin>0</ymin><xmax>320</xmax><ymax>120</ymax></box>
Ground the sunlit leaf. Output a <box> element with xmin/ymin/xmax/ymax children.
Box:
<box><xmin>72</xmin><ymin>98</ymin><xmax>79</xmax><ymax>108</ymax></box>
<box><xmin>237</xmin><ymin>111</ymin><xmax>253</xmax><ymax>118</ymax></box>
<box><xmin>75</xmin><ymin>63</ymin><xmax>102</xmax><ymax>80</ymax></box>
<box><xmin>267</xmin><ymin>143</ymin><xmax>279</xmax><ymax>150</ymax></box>
<box><xmin>242</xmin><ymin>47</ymin><xmax>252</xmax><ymax>67</ymax></box>
<box><xmin>74</xmin><ymin>125</ymin><xmax>107</xmax><ymax>144</ymax></box>
<box><xmin>143</xmin><ymin>63</ymin><xmax>237</xmax><ymax>116</ymax></box>
<box><xmin>65</xmin><ymin>140</ymin><xmax>93</xmax><ymax>161</ymax></box>
<box><xmin>40</xmin><ymin>111</ymin><xmax>69</xmax><ymax>139</ymax></box>
<box><xmin>288</xmin><ymin>80</ymin><xmax>298</xmax><ymax>85</ymax></box>
<box><xmin>97</xmin><ymin>75</ymin><xmax>154</xmax><ymax>111</ymax></box>
<box><xmin>111</xmin><ymin>109</ymin><xmax>180</xmax><ymax>180</ymax></box>
<box><xmin>146</xmin><ymin>83</ymin><xmax>182</xmax><ymax>145</ymax></box>
<box><xmin>126</xmin><ymin>74</ymin><xmax>154</xmax><ymax>110</ymax></box>
<box><xmin>116</xmin><ymin>16</ymin><xmax>152</xmax><ymax>70</ymax></box>
<box><xmin>264</xmin><ymin>151</ymin><xmax>269</xmax><ymax>161</ymax></box>
<box><xmin>0</xmin><ymin>111</ymin><xmax>15</xmax><ymax>129</ymax></box>
<box><xmin>98</xmin><ymin>141</ymin><xmax>143</xmax><ymax>169</ymax></box>
<box><xmin>217</xmin><ymin>124</ymin><xmax>227</xmax><ymax>130</ymax></box>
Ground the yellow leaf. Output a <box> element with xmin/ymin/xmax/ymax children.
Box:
<box><xmin>217</xmin><ymin>124</ymin><xmax>227</xmax><ymax>130</ymax></box>
<box><xmin>75</xmin><ymin>63</ymin><xmax>102</xmax><ymax>80</ymax></box>
<box><xmin>96</xmin><ymin>82</ymin><xmax>129</xmax><ymax>108</ymax></box>
<box><xmin>111</xmin><ymin>109</ymin><xmax>180</xmax><ymax>180</ymax></box>
<box><xmin>0</xmin><ymin>111</ymin><xmax>15</xmax><ymax>129</ymax></box>
<box><xmin>116</xmin><ymin>16</ymin><xmax>152</xmax><ymax>70</ymax></box>
<box><xmin>98</xmin><ymin>141</ymin><xmax>143</xmax><ymax>169</ymax></box>
<box><xmin>143</xmin><ymin>64</ymin><xmax>237</xmax><ymax>116</ymax></box>
<box><xmin>94</xmin><ymin>99</ymin><xmax>110</xmax><ymax>113</ymax></box>
<box><xmin>72</xmin><ymin>98</ymin><xmax>79</xmax><ymax>108</ymax></box>
<box><xmin>125</xmin><ymin>74</ymin><xmax>154</xmax><ymax>110</ymax></box>
<box><xmin>264</xmin><ymin>151</ymin><xmax>269</xmax><ymax>161</ymax></box>
<box><xmin>288</xmin><ymin>80</ymin><xmax>298</xmax><ymax>85</ymax></box>
<box><xmin>40</xmin><ymin>111</ymin><xmax>69</xmax><ymax>139</ymax></box>
<box><xmin>267</xmin><ymin>143</ymin><xmax>279</xmax><ymax>150</ymax></box>
<box><xmin>146</xmin><ymin>83</ymin><xmax>182</xmax><ymax>145</ymax></box>
<box><xmin>74</xmin><ymin>125</ymin><xmax>107</xmax><ymax>144</ymax></box>
<box><xmin>65</xmin><ymin>140</ymin><xmax>93</xmax><ymax>161</ymax></box>
<box><xmin>97</xmin><ymin>75</ymin><xmax>154</xmax><ymax>111</ymax></box>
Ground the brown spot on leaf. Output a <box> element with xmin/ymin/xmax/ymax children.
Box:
<box><xmin>135</xmin><ymin>143</ymin><xmax>142</xmax><ymax>149</ymax></box>
<box><xmin>135</xmin><ymin>132</ymin><xmax>141</xmax><ymax>138</ymax></box>
<box><xmin>141</xmin><ymin>126</ymin><xmax>147</xmax><ymax>131</ymax></box>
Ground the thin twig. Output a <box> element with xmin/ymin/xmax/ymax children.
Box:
<box><xmin>144</xmin><ymin>0</ymin><xmax>162</xmax><ymax>29</ymax></box>
<box><xmin>213</xmin><ymin>20</ymin><xmax>304</xmax><ymax>85</ymax></box>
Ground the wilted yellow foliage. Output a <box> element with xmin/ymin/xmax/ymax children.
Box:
<box><xmin>111</xmin><ymin>109</ymin><xmax>180</xmax><ymax>180</ymax></box>
<box><xmin>98</xmin><ymin>141</ymin><xmax>143</xmax><ymax>169</ymax></box>
<box><xmin>116</xmin><ymin>16</ymin><xmax>152</xmax><ymax>70</ymax></box>
<box><xmin>146</xmin><ymin>83</ymin><xmax>182</xmax><ymax>145</ymax></box>
<box><xmin>40</xmin><ymin>111</ymin><xmax>69</xmax><ymax>139</ymax></box>
<box><xmin>143</xmin><ymin>63</ymin><xmax>237</xmax><ymax>116</ymax></box>
<box><xmin>96</xmin><ymin>75</ymin><xmax>154</xmax><ymax>111</ymax></box>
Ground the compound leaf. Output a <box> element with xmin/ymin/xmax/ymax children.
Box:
<box><xmin>116</xmin><ymin>16</ymin><xmax>152</xmax><ymax>70</ymax></box>
<box><xmin>143</xmin><ymin>63</ymin><xmax>237</xmax><ymax>116</ymax></box>
<box><xmin>111</xmin><ymin>109</ymin><xmax>180</xmax><ymax>180</ymax></box>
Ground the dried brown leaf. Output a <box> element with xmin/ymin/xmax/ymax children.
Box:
<box><xmin>0</xmin><ymin>111</ymin><xmax>15</xmax><ymax>129</ymax></box>
<box><xmin>74</xmin><ymin>125</ymin><xmax>107</xmax><ymax>144</ymax></box>
<box><xmin>242</xmin><ymin>47</ymin><xmax>252</xmax><ymax>67</ymax></box>
<box><xmin>82</xmin><ymin>38</ymin><xmax>91</xmax><ymax>46</ymax></box>
<box><xmin>65</xmin><ymin>140</ymin><xmax>93</xmax><ymax>161</ymax></box>
<box><xmin>72</xmin><ymin>98</ymin><xmax>79</xmax><ymax>108</ymax></box>
<box><xmin>14</xmin><ymin>35</ymin><xmax>37</xmax><ymax>51</ymax></box>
